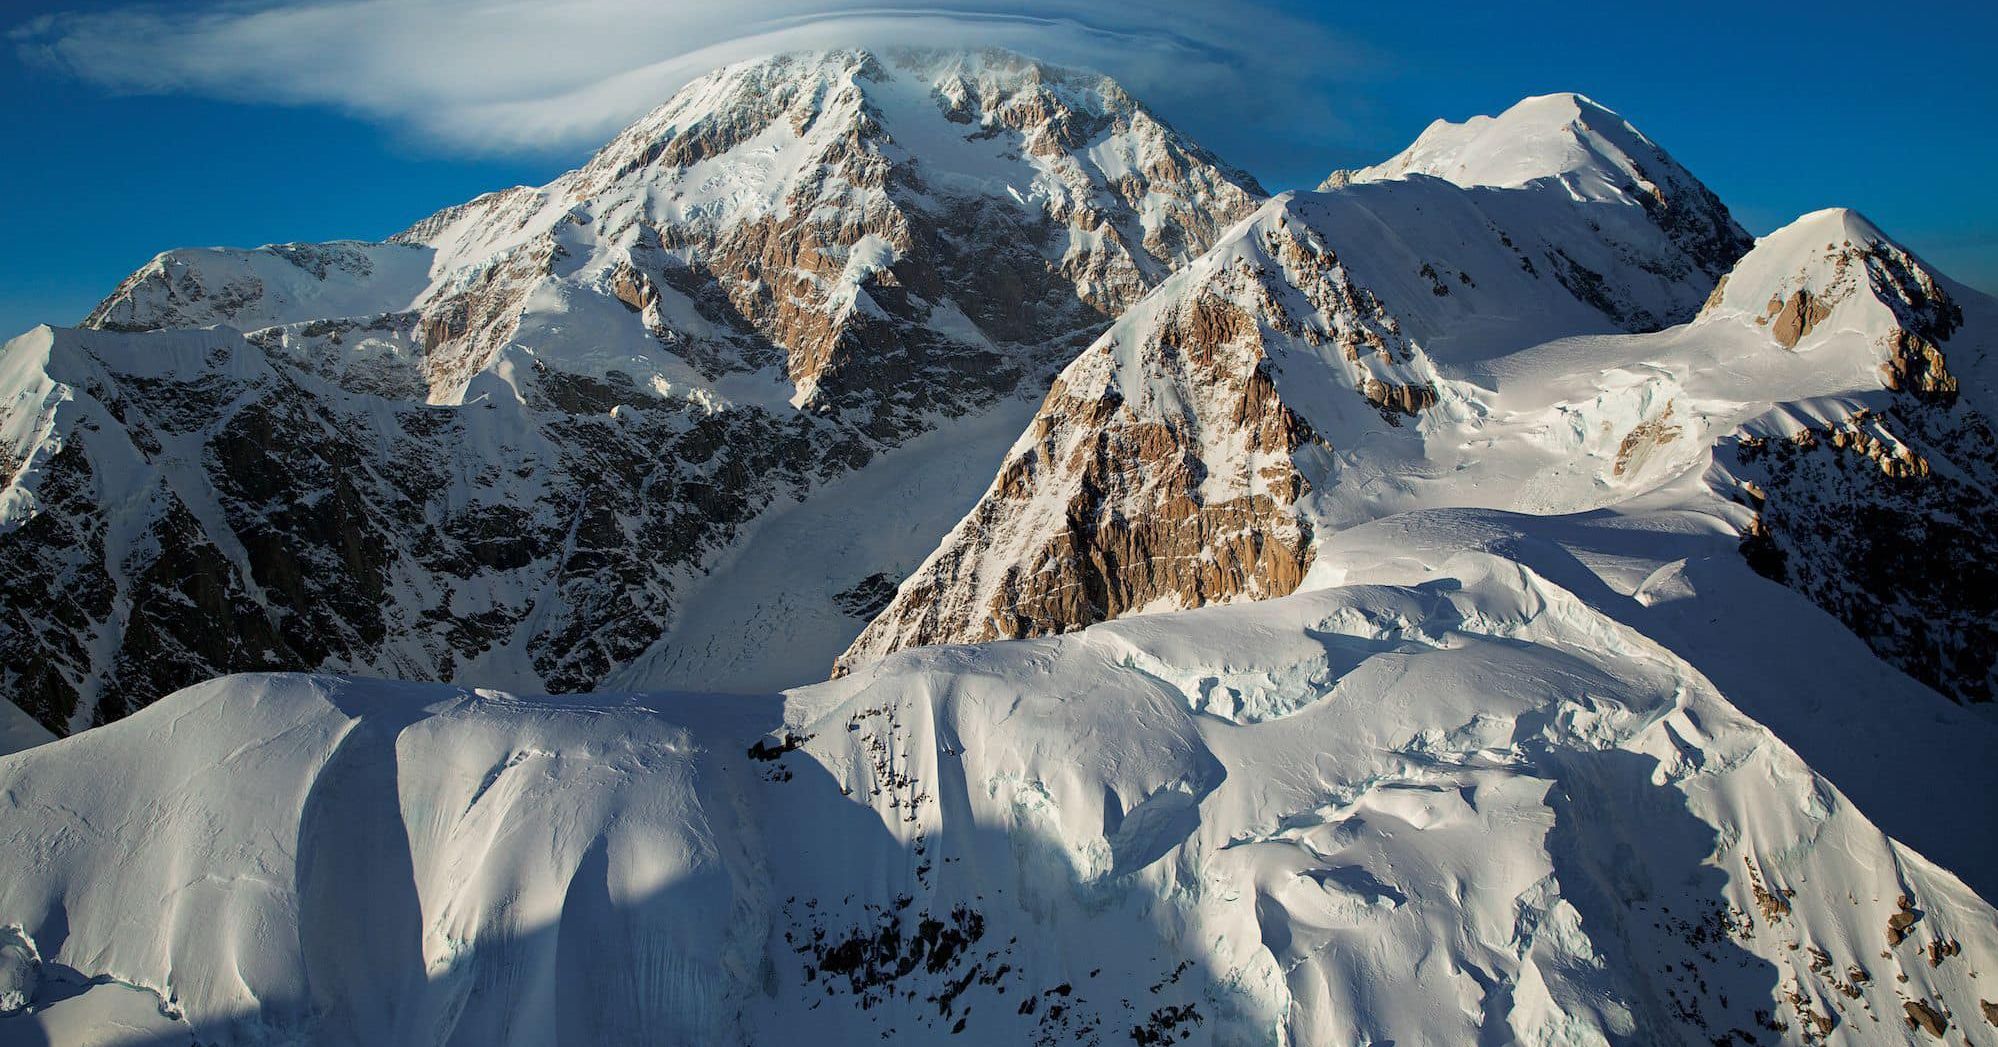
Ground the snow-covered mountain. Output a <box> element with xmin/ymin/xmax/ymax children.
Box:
<box><xmin>1323</xmin><ymin>92</ymin><xmax>1745</xmax><ymax>283</ymax></box>
<box><xmin>0</xmin><ymin>48</ymin><xmax>1264</xmax><ymax>733</ymax></box>
<box><xmin>843</xmin><ymin>92</ymin><xmax>1754</xmax><ymax>670</ymax></box>
<box><xmin>842</xmin><ymin>96</ymin><xmax>1998</xmax><ymax>721</ymax></box>
<box><xmin>4</xmin><ymin>561</ymin><xmax>1995</xmax><ymax>1045</ymax></box>
<box><xmin>829</xmin><ymin>108</ymin><xmax>1998</xmax><ymax>898</ymax></box>
<box><xmin>1704</xmin><ymin>209</ymin><xmax>1998</xmax><ymax>705</ymax></box>
<box><xmin>6</xmin><ymin>52</ymin><xmax>1998</xmax><ymax>1047</ymax></box>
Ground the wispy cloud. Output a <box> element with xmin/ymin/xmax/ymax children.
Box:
<box><xmin>12</xmin><ymin>0</ymin><xmax>1358</xmax><ymax>156</ymax></box>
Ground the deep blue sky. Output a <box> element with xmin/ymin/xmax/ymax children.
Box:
<box><xmin>4</xmin><ymin>0</ymin><xmax>1994</xmax><ymax>339</ymax></box>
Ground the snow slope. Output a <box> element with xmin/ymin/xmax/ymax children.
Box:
<box><xmin>4</xmin><ymin>550</ymin><xmax>1996</xmax><ymax>1044</ymax></box>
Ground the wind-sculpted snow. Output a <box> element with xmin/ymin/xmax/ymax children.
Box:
<box><xmin>4</xmin><ymin>553</ymin><xmax>1996</xmax><ymax>1045</ymax></box>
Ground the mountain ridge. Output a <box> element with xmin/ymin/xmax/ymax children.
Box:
<box><xmin>2</xmin><ymin>47</ymin><xmax>1266</xmax><ymax>731</ymax></box>
<box><xmin>6</xmin><ymin>49</ymin><xmax>1998</xmax><ymax>1047</ymax></box>
<box><xmin>841</xmin><ymin>94</ymin><xmax>1760</xmax><ymax>671</ymax></box>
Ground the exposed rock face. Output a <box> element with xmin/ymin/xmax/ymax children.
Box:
<box><xmin>840</xmin><ymin>267</ymin><xmax>1319</xmax><ymax>660</ymax></box>
<box><xmin>1766</xmin><ymin>289</ymin><xmax>1833</xmax><ymax>349</ymax></box>
<box><xmin>0</xmin><ymin>326</ymin><xmax>841</xmax><ymax>729</ymax></box>
<box><xmin>2</xmin><ymin>49</ymin><xmax>1264</xmax><ymax>733</ymax></box>
<box><xmin>1729</xmin><ymin>402</ymin><xmax>1998</xmax><ymax>705</ymax></box>
<box><xmin>840</xmin><ymin>136</ymin><xmax>1750</xmax><ymax>671</ymax></box>
<box><xmin>1711</xmin><ymin>211</ymin><xmax>1997</xmax><ymax>705</ymax></box>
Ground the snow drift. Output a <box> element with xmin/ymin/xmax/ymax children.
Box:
<box><xmin>5</xmin><ymin>546</ymin><xmax>1997</xmax><ymax>1044</ymax></box>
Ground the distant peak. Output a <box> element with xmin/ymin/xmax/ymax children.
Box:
<box><xmin>1320</xmin><ymin>91</ymin><xmax>1749</xmax><ymax>277</ymax></box>
<box><xmin>1771</xmin><ymin>206</ymin><xmax>1887</xmax><ymax>246</ymax></box>
<box><xmin>1326</xmin><ymin>91</ymin><xmax>1662</xmax><ymax>193</ymax></box>
<box><xmin>1702</xmin><ymin>207</ymin><xmax>1961</xmax><ymax>367</ymax></box>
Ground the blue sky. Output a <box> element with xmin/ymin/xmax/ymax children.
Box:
<box><xmin>3</xmin><ymin>0</ymin><xmax>1994</xmax><ymax>339</ymax></box>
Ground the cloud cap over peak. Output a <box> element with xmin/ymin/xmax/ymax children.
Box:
<box><xmin>13</xmin><ymin>0</ymin><xmax>1355</xmax><ymax>156</ymax></box>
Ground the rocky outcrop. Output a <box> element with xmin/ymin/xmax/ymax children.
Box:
<box><xmin>1765</xmin><ymin>289</ymin><xmax>1832</xmax><ymax>349</ymax></box>
<box><xmin>1729</xmin><ymin>401</ymin><xmax>1997</xmax><ymax>706</ymax></box>
<box><xmin>1614</xmin><ymin>402</ymin><xmax>1683</xmax><ymax>477</ymax></box>
<box><xmin>839</xmin><ymin>283</ymin><xmax>1316</xmax><ymax>663</ymax></box>
<box><xmin>1714</xmin><ymin>212</ymin><xmax>1996</xmax><ymax>705</ymax></box>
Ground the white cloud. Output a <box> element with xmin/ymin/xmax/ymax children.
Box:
<box><xmin>12</xmin><ymin>0</ymin><xmax>1356</xmax><ymax>156</ymax></box>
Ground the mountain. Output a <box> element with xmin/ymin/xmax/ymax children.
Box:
<box><xmin>1705</xmin><ymin>208</ymin><xmax>1998</xmax><ymax>705</ymax></box>
<box><xmin>0</xmin><ymin>48</ymin><xmax>1265</xmax><ymax>734</ymax></box>
<box><xmin>842</xmin><ymin>97</ymin><xmax>1998</xmax><ymax>717</ymax></box>
<box><xmin>834</xmin><ymin>135</ymin><xmax>1998</xmax><ymax>882</ymax></box>
<box><xmin>842</xmin><ymin>92</ymin><xmax>1753</xmax><ymax>671</ymax></box>
<box><xmin>1325</xmin><ymin>92</ymin><xmax>1749</xmax><ymax>291</ymax></box>
<box><xmin>7</xmin><ymin>52</ymin><xmax>1998</xmax><ymax>1047</ymax></box>
<box><xmin>3</xmin><ymin>561</ymin><xmax>1995</xmax><ymax>1045</ymax></box>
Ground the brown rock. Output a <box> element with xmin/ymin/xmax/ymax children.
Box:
<box><xmin>1903</xmin><ymin>999</ymin><xmax>1948</xmax><ymax>1038</ymax></box>
<box><xmin>1766</xmin><ymin>288</ymin><xmax>1832</xmax><ymax>348</ymax></box>
<box><xmin>1888</xmin><ymin>895</ymin><xmax>1921</xmax><ymax>946</ymax></box>
<box><xmin>1881</xmin><ymin>328</ymin><xmax>1960</xmax><ymax>404</ymax></box>
<box><xmin>1614</xmin><ymin>403</ymin><xmax>1682</xmax><ymax>477</ymax></box>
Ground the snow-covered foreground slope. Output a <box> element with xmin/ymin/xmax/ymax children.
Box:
<box><xmin>5</xmin><ymin>549</ymin><xmax>1996</xmax><ymax>1045</ymax></box>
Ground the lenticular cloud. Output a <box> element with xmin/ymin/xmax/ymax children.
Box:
<box><xmin>11</xmin><ymin>0</ymin><xmax>1345</xmax><ymax>154</ymax></box>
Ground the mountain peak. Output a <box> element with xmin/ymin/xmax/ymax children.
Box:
<box><xmin>1325</xmin><ymin>91</ymin><xmax>1661</xmax><ymax>193</ymax></box>
<box><xmin>1324</xmin><ymin>91</ymin><xmax>1749</xmax><ymax>280</ymax></box>
<box><xmin>572</xmin><ymin>46</ymin><xmax>1261</xmax><ymax>199</ymax></box>
<box><xmin>1701</xmin><ymin>207</ymin><xmax>1965</xmax><ymax>390</ymax></box>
